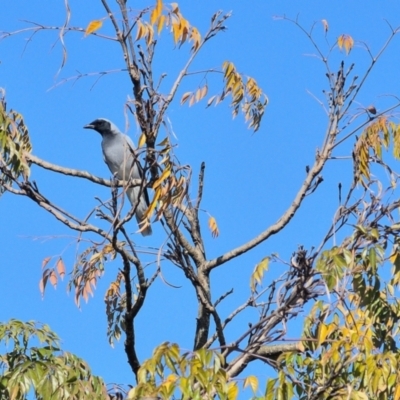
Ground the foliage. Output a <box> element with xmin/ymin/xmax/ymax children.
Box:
<box><xmin>0</xmin><ymin>320</ymin><xmax>107</xmax><ymax>400</ymax></box>
<box><xmin>0</xmin><ymin>91</ymin><xmax>31</xmax><ymax>193</ymax></box>
<box><xmin>2</xmin><ymin>1</ymin><xmax>400</xmax><ymax>399</ymax></box>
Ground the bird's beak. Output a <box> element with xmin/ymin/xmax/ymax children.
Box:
<box><xmin>84</xmin><ymin>124</ymin><xmax>94</xmax><ymax>129</ymax></box>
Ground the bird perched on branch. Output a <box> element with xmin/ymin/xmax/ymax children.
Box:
<box><xmin>84</xmin><ymin>118</ymin><xmax>152</xmax><ymax>236</ymax></box>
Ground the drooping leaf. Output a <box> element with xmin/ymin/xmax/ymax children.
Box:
<box><xmin>208</xmin><ymin>216</ymin><xmax>219</xmax><ymax>238</ymax></box>
<box><xmin>321</xmin><ymin>19</ymin><xmax>329</xmax><ymax>33</ymax></box>
<box><xmin>56</xmin><ymin>258</ymin><xmax>66</xmax><ymax>279</ymax></box>
<box><xmin>337</xmin><ymin>34</ymin><xmax>354</xmax><ymax>54</ymax></box>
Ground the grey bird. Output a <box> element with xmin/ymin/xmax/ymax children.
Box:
<box><xmin>84</xmin><ymin>118</ymin><xmax>152</xmax><ymax>236</ymax></box>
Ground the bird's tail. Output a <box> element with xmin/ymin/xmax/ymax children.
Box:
<box><xmin>127</xmin><ymin>187</ymin><xmax>152</xmax><ymax>236</ymax></box>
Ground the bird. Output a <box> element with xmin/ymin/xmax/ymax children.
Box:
<box><xmin>84</xmin><ymin>118</ymin><xmax>152</xmax><ymax>236</ymax></box>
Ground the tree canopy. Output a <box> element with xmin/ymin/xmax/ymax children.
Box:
<box><xmin>2</xmin><ymin>1</ymin><xmax>400</xmax><ymax>399</ymax></box>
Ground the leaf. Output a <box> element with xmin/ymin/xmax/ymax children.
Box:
<box><xmin>136</xmin><ymin>21</ymin><xmax>146</xmax><ymax>41</ymax></box>
<box><xmin>190</xmin><ymin>27</ymin><xmax>201</xmax><ymax>52</ymax></box>
<box><xmin>138</xmin><ymin>132</ymin><xmax>146</xmax><ymax>148</ymax></box>
<box><xmin>244</xmin><ymin>375</ymin><xmax>258</xmax><ymax>393</ymax></box>
<box><xmin>144</xmin><ymin>187</ymin><xmax>161</xmax><ymax>219</ymax></box>
<box><xmin>337</xmin><ymin>34</ymin><xmax>354</xmax><ymax>55</ymax></box>
<box><xmin>208</xmin><ymin>216</ymin><xmax>219</xmax><ymax>238</ymax></box>
<box><xmin>318</xmin><ymin>323</ymin><xmax>329</xmax><ymax>347</ymax></box>
<box><xmin>200</xmin><ymin>85</ymin><xmax>208</xmax><ymax>100</ymax></box>
<box><xmin>150</xmin><ymin>0</ymin><xmax>163</xmax><ymax>25</ymax></box>
<box><xmin>145</xmin><ymin>22</ymin><xmax>154</xmax><ymax>46</ymax></box>
<box><xmin>180</xmin><ymin>91</ymin><xmax>192</xmax><ymax>105</ymax></box>
<box><xmin>321</xmin><ymin>19</ymin><xmax>329</xmax><ymax>33</ymax></box>
<box><xmin>84</xmin><ymin>20</ymin><xmax>103</xmax><ymax>37</ymax></box>
<box><xmin>56</xmin><ymin>258</ymin><xmax>66</xmax><ymax>279</ymax></box>
<box><xmin>152</xmin><ymin>167</ymin><xmax>171</xmax><ymax>189</ymax></box>
<box><xmin>250</xmin><ymin>257</ymin><xmax>269</xmax><ymax>291</ymax></box>
<box><xmin>189</xmin><ymin>94</ymin><xmax>196</xmax><ymax>107</ymax></box>
<box><xmin>42</xmin><ymin>256</ymin><xmax>51</xmax><ymax>269</ymax></box>
<box><xmin>49</xmin><ymin>270</ymin><xmax>58</xmax><ymax>288</ymax></box>
<box><xmin>207</xmin><ymin>95</ymin><xmax>217</xmax><ymax>107</ymax></box>
<box><xmin>172</xmin><ymin>22</ymin><xmax>181</xmax><ymax>44</ymax></box>
<box><xmin>157</xmin><ymin>15</ymin><xmax>166</xmax><ymax>35</ymax></box>
<box><xmin>227</xmin><ymin>382</ymin><xmax>239</xmax><ymax>400</ymax></box>
<box><xmin>39</xmin><ymin>277</ymin><xmax>46</xmax><ymax>296</ymax></box>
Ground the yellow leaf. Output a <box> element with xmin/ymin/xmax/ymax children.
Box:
<box><xmin>157</xmin><ymin>137</ymin><xmax>170</xmax><ymax>147</ymax></box>
<box><xmin>244</xmin><ymin>375</ymin><xmax>258</xmax><ymax>393</ymax></box>
<box><xmin>318</xmin><ymin>323</ymin><xmax>329</xmax><ymax>347</ymax></box>
<box><xmin>150</xmin><ymin>0</ymin><xmax>163</xmax><ymax>25</ymax></box>
<box><xmin>172</xmin><ymin>22</ymin><xmax>181</xmax><ymax>44</ymax></box>
<box><xmin>157</xmin><ymin>15</ymin><xmax>166</xmax><ymax>35</ymax></box>
<box><xmin>394</xmin><ymin>382</ymin><xmax>400</xmax><ymax>400</ymax></box>
<box><xmin>321</xmin><ymin>19</ymin><xmax>329</xmax><ymax>33</ymax></box>
<box><xmin>136</xmin><ymin>21</ymin><xmax>146</xmax><ymax>41</ymax></box>
<box><xmin>153</xmin><ymin>167</ymin><xmax>171</xmax><ymax>189</ymax></box>
<box><xmin>208</xmin><ymin>216</ymin><xmax>219</xmax><ymax>238</ymax></box>
<box><xmin>337</xmin><ymin>34</ymin><xmax>354</xmax><ymax>55</ymax></box>
<box><xmin>190</xmin><ymin>27</ymin><xmax>201</xmax><ymax>52</ymax></box>
<box><xmin>223</xmin><ymin>61</ymin><xmax>235</xmax><ymax>77</ymax></box>
<box><xmin>250</xmin><ymin>257</ymin><xmax>269</xmax><ymax>291</ymax></box>
<box><xmin>146</xmin><ymin>22</ymin><xmax>154</xmax><ymax>46</ymax></box>
<box><xmin>84</xmin><ymin>20</ymin><xmax>103</xmax><ymax>37</ymax></box>
<box><xmin>227</xmin><ymin>382</ymin><xmax>239</xmax><ymax>400</ymax></box>
<box><xmin>138</xmin><ymin>133</ymin><xmax>146</xmax><ymax>148</ymax></box>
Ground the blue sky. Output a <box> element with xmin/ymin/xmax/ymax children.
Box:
<box><xmin>2</xmin><ymin>0</ymin><xmax>400</xmax><ymax>395</ymax></box>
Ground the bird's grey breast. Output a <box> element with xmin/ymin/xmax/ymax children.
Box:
<box><xmin>101</xmin><ymin>134</ymin><xmax>133</xmax><ymax>179</ymax></box>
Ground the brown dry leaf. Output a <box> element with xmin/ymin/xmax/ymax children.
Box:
<box><xmin>207</xmin><ymin>95</ymin><xmax>217</xmax><ymax>107</ymax></box>
<box><xmin>56</xmin><ymin>258</ymin><xmax>66</xmax><ymax>279</ymax></box>
<box><xmin>200</xmin><ymin>85</ymin><xmax>208</xmax><ymax>100</ymax></box>
<box><xmin>180</xmin><ymin>91</ymin><xmax>192</xmax><ymax>105</ymax></box>
<box><xmin>208</xmin><ymin>216</ymin><xmax>219</xmax><ymax>238</ymax></box>
<box><xmin>337</xmin><ymin>34</ymin><xmax>354</xmax><ymax>55</ymax></box>
<box><xmin>180</xmin><ymin>21</ymin><xmax>189</xmax><ymax>46</ymax></box>
<box><xmin>170</xmin><ymin>2</ymin><xmax>179</xmax><ymax>14</ymax></box>
<box><xmin>189</xmin><ymin>94</ymin><xmax>196</xmax><ymax>107</ymax></box>
<box><xmin>190</xmin><ymin>27</ymin><xmax>201</xmax><ymax>52</ymax></box>
<box><xmin>39</xmin><ymin>277</ymin><xmax>46</xmax><ymax>296</ymax></box>
<box><xmin>136</xmin><ymin>21</ymin><xmax>146</xmax><ymax>41</ymax></box>
<box><xmin>321</xmin><ymin>19</ymin><xmax>329</xmax><ymax>33</ymax></box>
<box><xmin>146</xmin><ymin>23</ymin><xmax>154</xmax><ymax>46</ymax></box>
<box><xmin>84</xmin><ymin>20</ymin><xmax>103</xmax><ymax>37</ymax></box>
<box><xmin>195</xmin><ymin>88</ymin><xmax>202</xmax><ymax>102</ymax></box>
<box><xmin>42</xmin><ymin>256</ymin><xmax>51</xmax><ymax>269</ymax></box>
<box><xmin>49</xmin><ymin>270</ymin><xmax>58</xmax><ymax>288</ymax></box>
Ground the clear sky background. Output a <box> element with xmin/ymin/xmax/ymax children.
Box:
<box><xmin>2</xmin><ymin>0</ymin><xmax>400</xmax><ymax>395</ymax></box>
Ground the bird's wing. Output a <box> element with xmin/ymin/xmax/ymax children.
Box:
<box><xmin>124</xmin><ymin>134</ymin><xmax>150</xmax><ymax>207</ymax></box>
